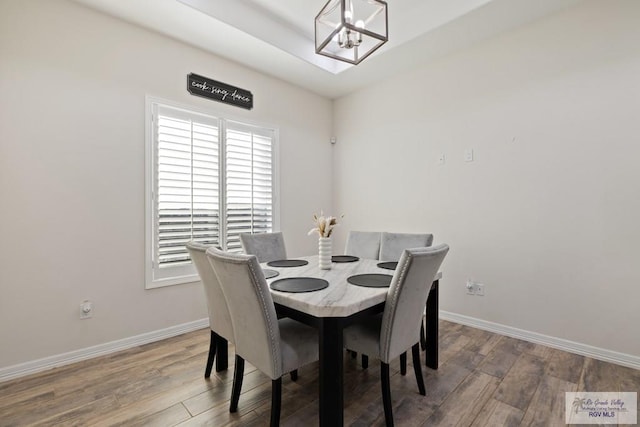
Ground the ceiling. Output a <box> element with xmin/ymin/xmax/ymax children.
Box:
<box><xmin>72</xmin><ymin>0</ymin><xmax>584</xmax><ymax>99</ymax></box>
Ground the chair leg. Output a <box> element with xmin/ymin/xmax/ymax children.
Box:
<box><xmin>215</xmin><ymin>335</ymin><xmax>228</xmax><ymax>372</ymax></box>
<box><xmin>204</xmin><ymin>330</ymin><xmax>217</xmax><ymax>379</ymax></box>
<box><xmin>229</xmin><ymin>355</ymin><xmax>245</xmax><ymax>412</ymax></box>
<box><xmin>411</xmin><ymin>343</ymin><xmax>426</xmax><ymax>396</ymax></box>
<box><xmin>289</xmin><ymin>369</ymin><xmax>298</xmax><ymax>381</ymax></box>
<box><xmin>362</xmin><ymin>354</ymin><xmax>369</xmax><ymax>369</ymax></box>
<box><xmin>381</xmin><ymin>362</ymin><xmax>394</xmax><ymax>427</ymax></box>
<box><xmin>270</xmin><ymin>378</ymin><xmax>282</xmax><ymax>427</ymax></box>
<box><xmin>400</xmin><ymin>352</ymin><xmax>407</xmax><ymax>375</ymax></box>
<box><xmin>420</xmin><ymin>321</ymin><xmax>426</xmax><ymax>351</ymax></box>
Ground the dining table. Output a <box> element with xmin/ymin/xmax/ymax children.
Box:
<box><xmin>261</xmin><ymin>254</ymin><xmax>442</xmax><ymax>427</ymax></box>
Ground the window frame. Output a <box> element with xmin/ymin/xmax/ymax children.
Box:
<box><xmin>145</xmin><ymin>96</ymin><xmax>280</xmax><ymax>289</ymax></box>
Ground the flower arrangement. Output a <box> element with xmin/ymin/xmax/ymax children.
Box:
<box><xmin>308</xmin><ymin>211</ymin><xmax>342</xmax><ymax>238</ymax></box>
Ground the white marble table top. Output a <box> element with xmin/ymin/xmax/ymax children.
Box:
<box><xmin>263</xmin><ymin>255</ymin><xmax>442</xmax><ymax>318</ymax></box>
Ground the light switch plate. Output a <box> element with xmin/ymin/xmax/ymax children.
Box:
<box><xmin>464</xmin><ymin>149</ymin><xmax>474</xmax><ymax>162</ymax></box>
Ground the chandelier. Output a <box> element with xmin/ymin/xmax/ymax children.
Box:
<box><xmin>315</xmin><ymin>0</ymin><xmax>388</xmax><ymax>65</ymax></box>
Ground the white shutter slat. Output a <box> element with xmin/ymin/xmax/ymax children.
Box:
<box><xmin>156</xmin><ymin>108</ymin><xmax>221</xmax><ymax>268</ymax></box>
<box><xmin>225</xmin><ymin>124</ymin><xmax>274</xmax><ymax>248</ymax></box>
<box><xmin>151</xmin><ymin>103</ymin><xmax>275</xmax><ymax>283</ymax></box>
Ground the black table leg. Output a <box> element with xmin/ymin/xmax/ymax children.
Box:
<box><xmin>215</xmin><ymin>335</ymin><xmax>228</xmax><ymax>372</ymax></box>
<box><xmin>319</xmin><ymin>317</ymin><xmax>343</xmax><ymax>427</ymax></box>
<box><xmin>425</xmin><ymin>280</ymin><xmax>439</xmax><ymax>369</ymax></box>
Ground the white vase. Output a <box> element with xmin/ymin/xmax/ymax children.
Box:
<box><xmin>318</xmin><ymin>237</ymin><xmax>332</xmax><ymax>270</ymax></box>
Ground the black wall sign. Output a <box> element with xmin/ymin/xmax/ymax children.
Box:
<box><xmin>187</xmin><ymin>73</ymin><xmax>253</xmax><ymax>110</ymax></box>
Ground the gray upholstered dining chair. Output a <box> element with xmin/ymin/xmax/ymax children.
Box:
<box><xmin>379</xmin><ymin>231</ymin><xmax>435</xmax><ymax>356</ymax></box>
<box><xmin>240</xmin><ymin>231</ymin><xmax>287</xmax><ymax>264</ymax></box>
<box><xmin>379</xmin><ymin>232</ymin><xmax>434</xmax><ymax>261</ymax></box>
<box><xmin>206</xmin><ymin>247</ymin><xmax>319</xmax><ymax>426</ymax></box>
<box><xmin>186</xmin><ymin>242</ymin><xmax>234</xmax><ymax>379</ymax></box>
<box><xmin>343</xmin><ymin>244</ymin><xmax>449</xmax><ymax>427</ymax></box>
<box><xmin>344</xmin><ymin>231</ymin><xmax>382</xmax><ymax>259</ymax></box>
<box><xmin>344</xmin><ymin>231</ymin><xmax>382</xmax><ymax>360</ymax></box>
<box><xmin>356</xmin><ymin>231</ymin><xmax>434</xmax><ymax>369</ymax></box>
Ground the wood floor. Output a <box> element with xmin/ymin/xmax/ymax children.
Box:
<box><xmin>1</xmin><ymin>320</ymin><xmax>639</xmax><ymax>426</ymax></box>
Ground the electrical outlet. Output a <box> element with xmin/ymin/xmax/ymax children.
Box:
<box><xmin>476</xmin><ymin>284</ymin><xmax>485</xmax><ymax>296</ymax></box>
<box><xmin>80</xmin><ymin>300</ymin><xmax>93</xmax><ymax>319</ymax></box>
<box><xmin>466</xmin><ymin>281</ymin><xmax>476</xmax><ymax>295</ymax></box>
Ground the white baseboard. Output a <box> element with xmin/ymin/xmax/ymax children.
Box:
<box><xmin>0</xmin><ymin>318</ymin><xmax>209</xmax><ymax>383</ymax></box>
<box><xmin>440</xmin><ymin>311</ymin><xmax>640</xmax><ymax>370</ymax></box>
<box><xmin>3</xmin><ymin>313</ymin><xmax>638</xmax><ymax>383</ymax></box>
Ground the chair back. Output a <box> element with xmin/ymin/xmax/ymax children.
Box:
<box><xmin>344</xmin><ymin>231</ymin><xmax>382</xmax><ymax>259</ymax></box>
<box><xmin>186</xmin><ymin>242</ymin><xmax>233</xmax><ymax>341</ymax></box>
<box><xmin>379</xmin><ymin>232</ymin><xmax>434</xmax><ymax>261</ymax></box>
<box><xmin>206</xmin><ymin>247</ymin><xmax>283</xmax><ymax>379</ymax></box>
<box><xmin>380</xmin><ymin>244</ymin><xmax>449</xmax><ymax>363</ymax></box>
<box><xmin>240</xmin><ymin>232</ymin><xmax>287</xmax><ymax>264</ymax></box>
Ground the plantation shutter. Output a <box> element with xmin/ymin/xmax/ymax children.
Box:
<box><xmin>147</xmin><ymin>99</ymin><xmax>277</xmax><ymax>288</ymax></box>
<box><xmin>225</xmin><ymin>121</ymin><xmax>274</xmax><ymax>252</ymax></box>
<box><xmin>155</xmin><ymin>105</ymin><xmax>220</xmax><ymax>274</ymax></box>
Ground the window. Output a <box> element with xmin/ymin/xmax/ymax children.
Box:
<box><xmin>145</xmin><ymin>97</ymin><xmax>278</xmax><ymax>288</ymax></box>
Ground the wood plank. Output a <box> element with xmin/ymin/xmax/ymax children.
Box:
<box><xmin>0</xmin><ymin>337</ymin><xmax>189</xmax><ymax>401</ymax></box>
<box><xmin>342</xmin><ymin>369</ymin><xmax>384</xmax><ymax>425</ymax></box>
<box><xmin>243</xmin><ymin>375</ymin><xmax>318</xmax><ymax>422</ymax></box>
<box><xmin>476</xmin><ymin>337</ymin><xmax>521</xmax><ymax>379</ymax></box>
<box><xmin>386</xmin><ymin>394</ymin><xmax>436</xmax><ymax>427</ymax></box>
<box><xmin>421</xmin><ymin>361</ymin><xmax>474</xmax><ymax>406</ymax></box>
<box><xmin>87</xmin><ymin>377</ymin><xmax>219</xmax><ymax>426</ymax></box>
<box><xmin>181</xmin><ymin>378</ymin><xmax>241</xmax><ymax>417</ymax></box>
<box><xmin>423</xmin><ymin>371</ymin><xmax>500</xmax><ymax>426</ymax></box>
<box><xmin>0</xmin><ymin>329</ymin><xmax>211</xmax><ymax>425</ymax></box>
<box><xmin>475</xmin><ymin>334</ymin><xmax>503</xmax><ymax>357</ymax></box>
<box><xmin>520</xmin><ymin>375</ymin><xmax>577</xmax><ymax>427</ymax></box>
<box><xmin>545</xmin><ymin>347</ymin><xmax>585</xmax><ymax>384</ymax></box>
<box><xmin>579</xmin><ymin>356</ymin><xmax>640</xmax><ymax>392</ymax></box>
<box><xmin>31</xmin><ymin>395</ymin><xmax>120</xmax><ymax>427</ymax></box>
<box><xmin>493</xmin><ymin>353</ymin><xmax>546</xmax><ymax>411</ymax></box>
<box><xmin>464</xmin><ymin>328</ymin><xmax>502</xmax><ymax>356</ymax></box>
<box><xmin>439</xmin><ymin>320</ymin><xmax>464</xmax><ymax>337</ymax></box>
<box><xmin>175</xmin><ymin>403</ymin><xmax>262</xmax><ymax>427</ymax></box>
<box><xmin>346</xmin><ymin>361</ymin><xmax>437</xmax><ymax>427</ymax></box>
<box><xmin>470</xmin><ymin>398</ymin><xmax>524</xmax><ymax>427</ymax></box>
<box><xmin>524</xmin><ymin>343</ymin><xmax>553</xmax><ymax>360</ymax></box>
<box><xmin>128</xmin><ymin>403</ymin><xmax>192</xmax><ymax>427</ymax></box>
<box><xmin>437</xmin><ymin>335</ymin><xmax>473</xmax><ymax>367</ymax></box>
<box><xmin>281</xmin><ymin>399</ymin><xmax>320</xmax><ymax>427</ymax></box>
<box><xmin>2</xmin><ymin>325</ymin><xmax>639</xmax><ymax>427</ymax></box>
<box><xmin>445</xmin><ymin>348</ymin><xmax>486</xmax><ymax>370</ymax></box>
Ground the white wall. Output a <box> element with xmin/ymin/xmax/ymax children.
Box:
<box><xmin>333</xmin><ymin>0</ymin><xmax>640</xmax><ymax>357</ymax></box>
<box><xmin>0</xmin><ymin>0</ymin><xmax>332</xmax><ymax>369</ymax></box>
